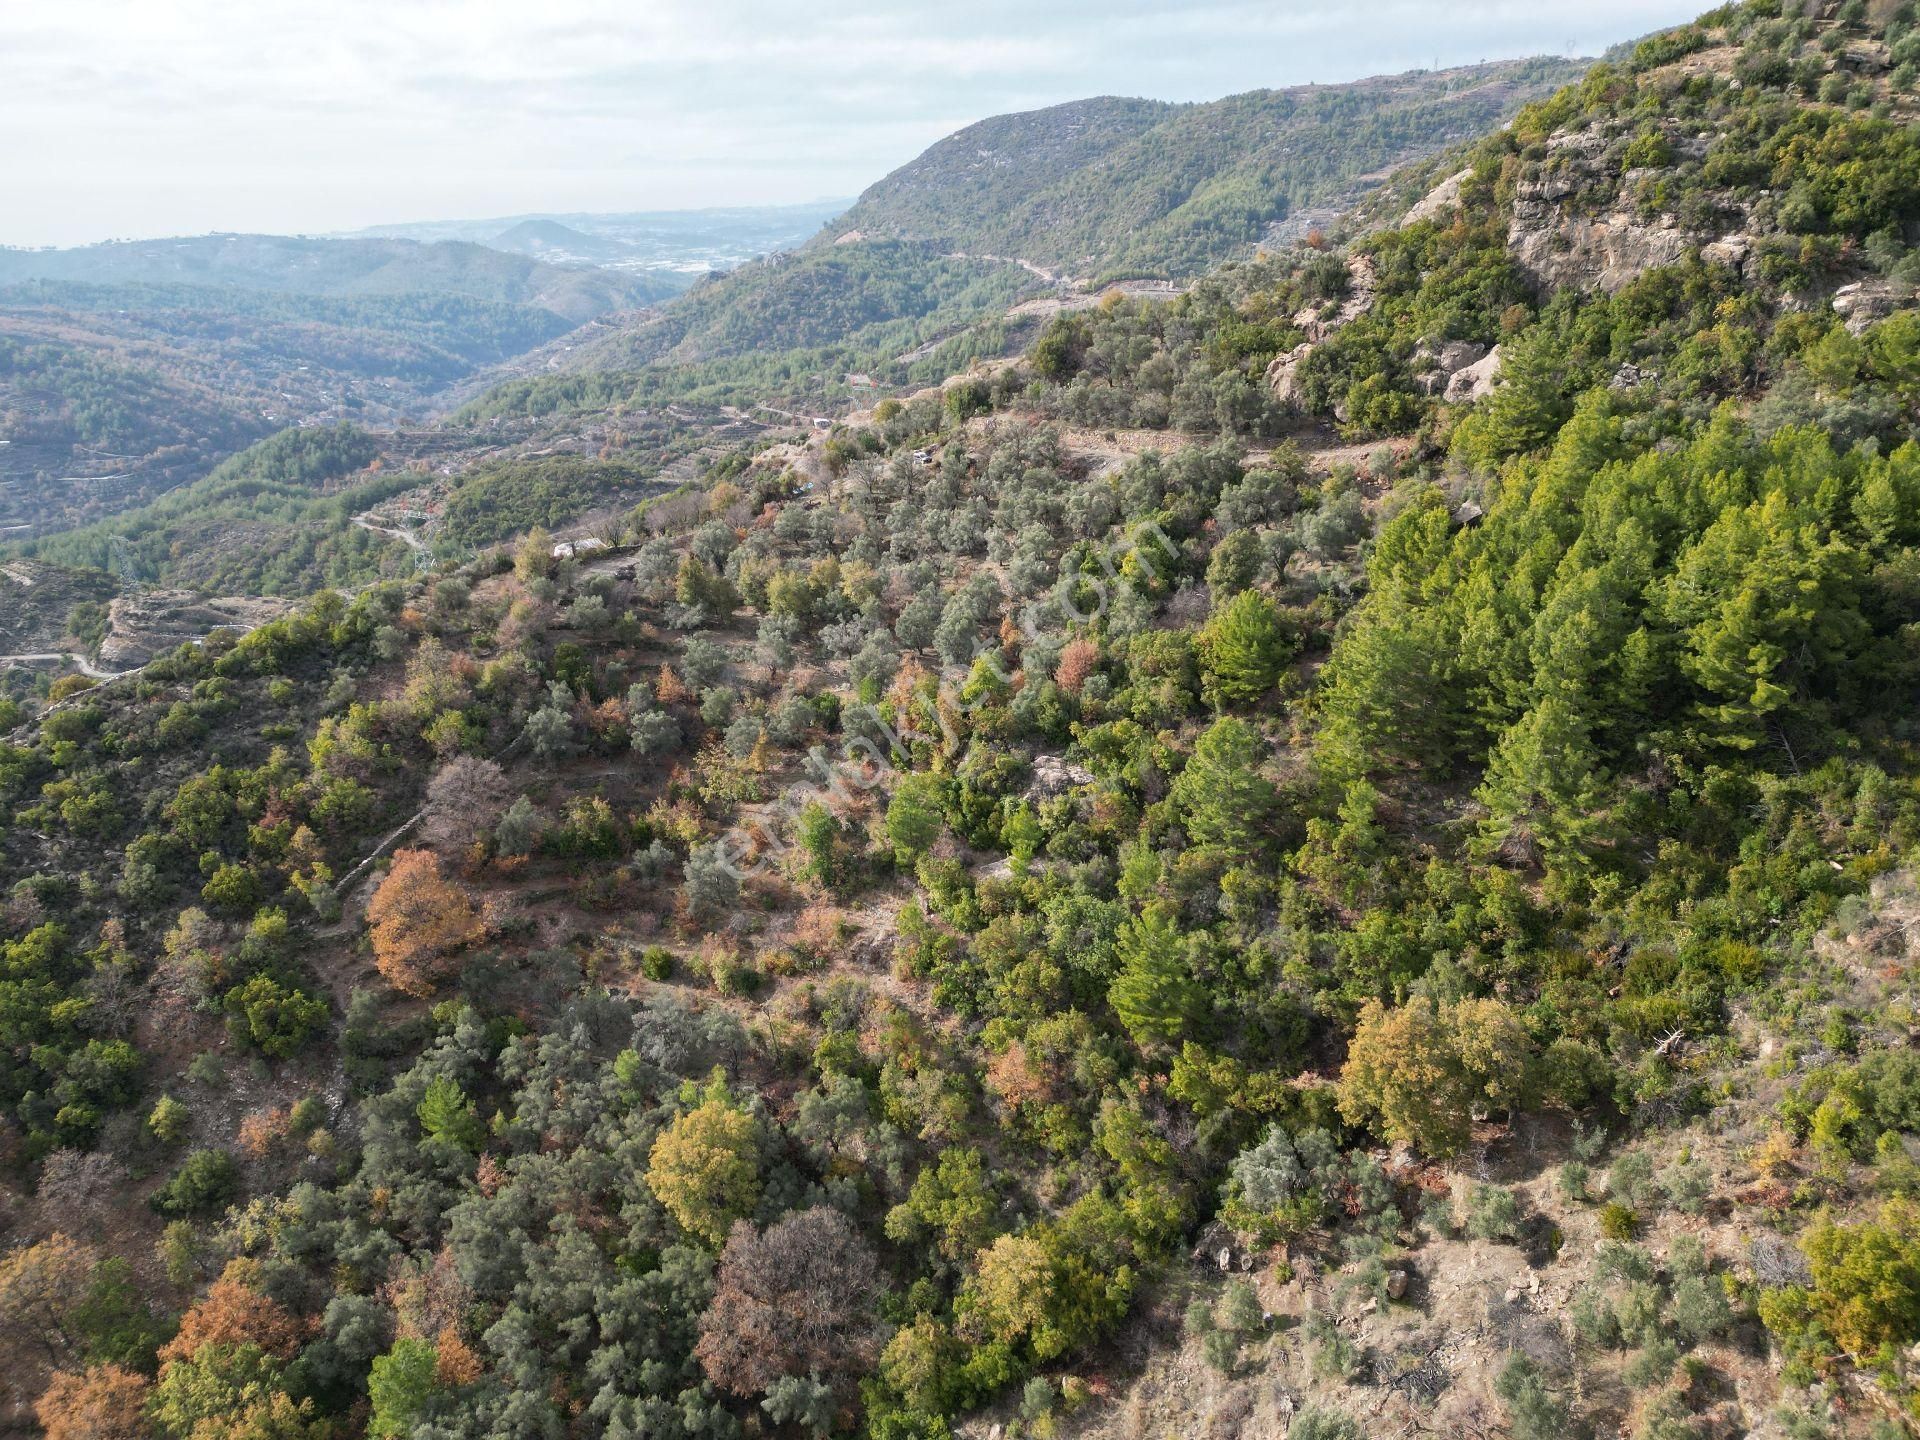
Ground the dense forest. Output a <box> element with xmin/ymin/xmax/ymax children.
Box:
<box><xmin>4</xmin><ymin>5</ymin><xmax>1920</xmax><ymax>1440</ymax></box>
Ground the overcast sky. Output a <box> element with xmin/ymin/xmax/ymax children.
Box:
<box><xmin>3</xmin><ymin>0</ymin><xmax>1707</xmax><ymax>248</ymax></box>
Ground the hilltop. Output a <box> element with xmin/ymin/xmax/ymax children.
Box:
<box><xmin>460</xmin><ymin>58</ymin><xmax>1588</xmax><ymax>422</ymax></box>
<box><xmin>819</xmin><ymin>58</ymin><xmax>1588</xmax><ymax>278</ymax></box>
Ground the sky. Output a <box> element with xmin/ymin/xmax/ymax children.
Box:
<box><xmin>3</xmin><ymin>0</ymin><xmax>1708</xmax><ymax>249</ymax></box>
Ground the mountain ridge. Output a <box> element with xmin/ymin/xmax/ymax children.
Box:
<box><xmin>818</xmin><ymin>56</ymin><xmax>1590</xmax><ymax>277</ymax></box>
<box><xmin>0</xmin><ymin>233</ymin><xmax>680</xmax><ymax>323</ymax></box>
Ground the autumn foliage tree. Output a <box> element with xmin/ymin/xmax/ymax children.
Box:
<box><xmin>0</xmin><ymin>1234</ymin><xmax>95</xmax><ymax>1361</ymax></box>
<box><xmin>694</xmin><ymin>1207</ymin><xmax>883</xmax><ymax>1400</ymax></box>
<box><xmin>646</xmin><ymin>1075</ymin><xmax>761</xmax><ymax>1245</ymax></box>
<box><xmin>367</xmin><ymin>849</ymin><xmax>486</xmax><ymax>996</ymax></box>
<box><xmin>35</xmin><ymin>1365</ymin><xmax>152</xmax><ymax>1440</ymax></box>
<box><xmin>159</xmin><ymin>1259</ymin><xmax>304</xmax><ymax>1366</ymax></box>
<box><xmin>1337</xmin><ymin>996</ymin><xmax>1535</xmax><ymax>1158</ymax></box>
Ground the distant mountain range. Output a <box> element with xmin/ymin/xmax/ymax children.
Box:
<box><xmin>343</xmin><ymin>201</ymin><xmax>851</xmax><ymax>276</ymax></box>
<box><xmin>0</xmin><ymin>206</ymin><xmax>845</xmax><ymax>539</ymax></box>
<box><xmin>0</xmin><ymin>233</ymin><xmax>682</xmax><ymax>322</ymax></box>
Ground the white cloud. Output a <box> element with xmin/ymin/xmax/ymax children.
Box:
<box><xmin>1</xmin><ymin>0</ymin><xmax>1706</xmax><ymax>245</ymax></box>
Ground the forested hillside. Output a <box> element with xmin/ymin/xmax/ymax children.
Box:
<box><xmin>0</xmin><ymin>283</ymin><xmax>604</xmax><ymax>535</ymax></box>
<box><xmin>820</xmin><ymin>58</ymin><xmax>1587</xmax><ymax>277</ymax></box>
<box><xmin>460</xmin><ymin>244</ymin><xmax>1039</xmax><ymax>419</ymax></box>
<box><xmin>462</xmin><ymin>61</ymin><xmax>1586</xmax><ymax>424</ymax></box>
<box><xmin>4</xmin><ymin>6</ymin><xmax>1920</xmax><ymax>1440</ymax></box>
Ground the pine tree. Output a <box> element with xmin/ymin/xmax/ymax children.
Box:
<box><xmin>417</xmin><ymin>1077</ymin><xmax>484</xmax><ymax>1152</ymax></box>
<box><xmin>1108</xmin><ymin>905</ymin><xmax>1204</xmax><ymax>1051</ymax></box>
<box><xmin>1170</xmin><ymin>716</ymin><xmax>1277</xmax><ymax>854</ymax></box>
<box><xmin>368</xmin><ymin>1337</ymin><xmax>440</xmax><ymax>1440</ymax></box>
<box><xmin>1196</xmin><ymin>589</ymin><xmax>1293</xmax><ymax>707</ymax></box>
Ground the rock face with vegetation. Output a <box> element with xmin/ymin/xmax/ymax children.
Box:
<box><xmin>5</xmin><ymin>5</ymin><xmax>1920</xmax><ymax>1440</ymax></box>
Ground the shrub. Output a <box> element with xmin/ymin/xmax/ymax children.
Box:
<box><xmin>150</xmin><ymin>1149</ymin><xmax>238</xmax><ymax>1217</ymax></box>
<box><xmin>1288</xmin><ymin>1411</ymin><xmax>1361</xmax><ymax>1440</ymax></box>
<box><xmin>1495</xmin><ymin>1354</ymin><xmax>1571</xmax><ymax>1440</ymax></box>
<box><xmin>1600</xmin><ymin>1203</ymin><xmax>1639</xmax><ymax>1241</ymax></box>
<box><xmin>222</xmin><ymin>974</ymin><xmax>328</xmax><ymax>1059</ymax></box>
<box><xmin>148</xmin><ymin>1095</ymin><xmax>190</xmax><ymax>1144</ymax></box>
<box><xmin>1465</xmin><ymin>1184</ymin><xmax>1521</xmax><ymax>1242</ymax></box>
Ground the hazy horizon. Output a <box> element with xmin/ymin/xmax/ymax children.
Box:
<box><xmin>0</xmin><ymin>198</ymin><xmax>858</xmax><ymax>253</ymax></box>
<box><xmin>5</xmin><ymin>0</ymin><xmax>1706</xmax><ymax>249</ymax></box>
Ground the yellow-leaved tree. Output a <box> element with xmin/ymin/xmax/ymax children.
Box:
<box><xmin>646</xmin><ymin>1074</ymin><xmax>761</xmax><ymax>1244</ymax></box>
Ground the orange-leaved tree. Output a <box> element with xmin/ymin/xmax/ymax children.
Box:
<box><xmin>367</xmin><ymin>849</ymin><xmax>486</xmax><ymax>996</ymax></box>
<box><xmin>35</xmin><ymin>1365</ymin><xmax>151</xmax><ymax>1440</ymax></box>
<box><xmin>159</xmin><ymin>1258</ymin><xmax>304</xmax><ymax>1366</ymax></box>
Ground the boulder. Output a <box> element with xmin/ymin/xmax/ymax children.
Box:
<box><xmin>1290</xmin><ymin>256</ymin><xmax>1377</xmax><ymax>342</ymax></box>
<box><xmin>1833</xmin><ymin>280</ymin><xmax>1902</xmax><ymax>335</ymax></box>
<box><xmin>1505</xmin><ymin>127</ymin><xmax>1702</xmax><ymax>294</ymax></box>
<box><xmin>1402</xmin><ymin>168</ymin><xmax>1473</xmax><ymax>228</ymax></box>
<box><xmin>1418</xmin><ymin>340</ymin><xmax>1491</xmax><ymax>397</ymax></box>
<box><xmin>1027</xmin><ymin>753</ymin><xmax>1094</xmax><ymax>800</ymax></box>
<box><xmin>1510</xmin><ymin>210</ymin><xmax>1693</xmax><ymax>294</ymax></box>
<box><xmin>1701</xmin><ymin>233</ymin><xmax>1752</xmax><ymax>272</ymax></box>
<box><xmin>1445</xmin><ymin>346</ymin><xmax>1503</xmax><ymax>403</ymax></box>
<box><xmin>1265</xmin><ymin>342</ymin><xmax>1317</xmax><ymax>408</ymax></box>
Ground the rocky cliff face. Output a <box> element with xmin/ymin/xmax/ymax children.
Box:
<box><xmin>1504</xmin><ymin>127</ymin><xmax>1741</xmax><ymax>295</ymax></box>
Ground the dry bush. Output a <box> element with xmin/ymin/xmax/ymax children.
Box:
<box><xmin>236</xmin><ymin>1107</ymin><xmax>291</xmax><ymax>1159</ymax></box>
<box><xmin>36</xmin><ymin>1150</ymin><xmax>126</xmax><ymax>1234</ymax></box>
<box><xmin>694</xmin><ymin>1208</ymin><xmax>883</xmax><ymax>1398</ymax></box>
<box><xmin>382</xmin><ymin>1247</ymin><xmax>474</xmax><ymax>1342</ymax></box>
<box><xmin>1055</xmin><ymin>637</ymin><xmax>1100</xmax><ymax>695</ymax></box>
<box><xmin>791</xmin><ymin>904</ymin><xmax>850</xmax><ymax>957</ymax></box>
<box><xmin>985</xmin><ymin>1042</ymin><xmax>1051</xmax><ymax>1111</ymax></box>
<box><xmin>419</xmin><ymin>757</ymin><xmax>511</xmax><ymax>857</ymax></box>
<box><xmin>434</xmin><ymin>1324</ymin><xmax>483</xmax><ymax>1387</ymax></box>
